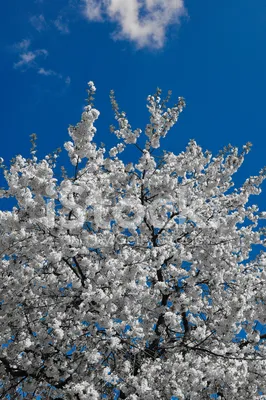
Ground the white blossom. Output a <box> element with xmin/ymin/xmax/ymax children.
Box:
<box><xmin>1</xmin><ymin>83</ymin><xmax>266</xmax><ymax>399</ymax></box>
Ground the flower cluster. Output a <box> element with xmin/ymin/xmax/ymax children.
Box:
<box><xmin>1</xmin><ymin>82</ymin><xmax>266</xmax><ymax>399</ymax></box>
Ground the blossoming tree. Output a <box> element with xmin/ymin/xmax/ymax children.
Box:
<box><xmin>1</xmin><ymin>82</ymin><xmax>266</xmax><ymax>400</ymax></box>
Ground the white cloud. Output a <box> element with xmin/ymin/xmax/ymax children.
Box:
<box><xmin>83</xmin><ymin>0</ymin><xmax>103</xmax><ymax>21</ymax></box>
<box><xmin>30</xmin><ymin>14</ymin><xmax>48</xmax><ymax>32</ymax></box>
<box><xmin>82</xmin><ymin>0</ymin><xmax>186</xmax><ymax>48</ymax></box>
<box><xmin>13</xmin><ymin>39</ymin><xmax>31</xmax><ymax>52</ymax></box>
<box><xmin>38</xmin><ymin>68</ymin><xmax>62</xmax><ymax>77</ymax></box>
<box><xmin>54</xmin><ymin>16</ymin><xmax>70</xmax><ymax>34</ymax></box>
<box><xmin>14</xmin><ymin>52</ymin><xmax>37</xmax><ymax>68</ymax></box>
<box><xmin>38</xmin><ymin>69</ymin><xmax>71</xmax><ymax>86</ymax></box>
<box><xmin>12</xmin><ymin>40</ymin><xmax>70</xmax><ymax>84</ymax></box>
<box><xmin>14</xmin><ymin>49</ymin><xmax>48</xmax><ymax>69</ymax></box>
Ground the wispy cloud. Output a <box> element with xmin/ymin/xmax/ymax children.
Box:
<box><xmin>14</xmin><ymin>47</ymin><xmax>48</xmax><ymax>69</ymax></box>
<box><xmin>38</xmin><ymin>67</ymin><xmax>61</xmax><ymax>77</ymax></box>
<box><xmin>14</xmin><ymin>52</ymin><xmax>36</xmax><ymax>69</ymax></box>
<box><xmin>30</xmin><ymin>12</ymin><xmax>70</xmax><ymax>35</ymax></box>
<box><xmin>12</xmin><ymin>39</ymin><xmax>70</xmax><ymax>85</ymax></box>
<box><xmin>83</xmin><ymin>0</ymin><xmax>103</xmax><ymax>21</ymax></box>
<box><xmin>54</xmin><ymin>15</ymin><xmax>70</xmax><ymax>34</ymax></box>
<box><xmin>38</xmin><ymin>68</ymin><xmax>71</xmax><ymax>85</ymax></box>
<box><xmin>13</xmin><ymin>39</ymin><xmax>31</xmax><ymax>52</ymax></box>
<box><xmin>30</xmin><ymin>14</ymin><xmax>48</xmax><ymax>32</ymax></box>
<box><xmin>82</xmin><ymin>0</ymin><xmax>186</xmax><ymax>49</ymax></box>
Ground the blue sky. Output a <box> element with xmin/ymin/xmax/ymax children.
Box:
<box><xmin>1</xmin><ymin>0</ymin><xmax>266</xmax><ymax>209</ymax></box>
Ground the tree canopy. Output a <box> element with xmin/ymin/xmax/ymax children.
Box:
<box><xmin>1</xmin><ymin>82</ymin><xmax>266</xmax><ymax>399</ymax></box>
